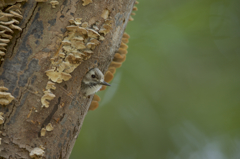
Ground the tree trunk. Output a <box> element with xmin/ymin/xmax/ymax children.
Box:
<box><xmin>0</xmin><ymin>0</ymin><xmax>135</xmax><ymax>158</ymax></box>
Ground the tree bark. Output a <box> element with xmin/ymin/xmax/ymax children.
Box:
<box><xmin>0</xmin><ymin>0</ymin><xmax>135</xmax><ymax>158</ymax></box>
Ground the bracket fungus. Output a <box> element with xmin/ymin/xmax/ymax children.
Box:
<box><xmin>41</xmin><ymin>82</ymin><xmax>56</xmax><ymax>108</ymax></box>
<box><xmin>0</xmin><ymin>112</ymin><xmax>4</xmax><ymax>124</ymax></box>
<box><xmin>50</xmin><ymin>0</ymin><xmax>59</xmax><ymax>8</ymax></box>
<box><xmin>89</xmin><ymin>94</ymin><xmax>101</xmax><ymax>111</ymax></box>
<box><xmin>45</xmin><ymin>69</ymin><xmax>72</xmax><ymax>83</ymax></box>
<box><xmin>0</xmin><ymin>0</ymin><xmax>27</xmax><ymax>8</ymax></box>
<box><xmin>40</xmin><ymin>128</ymin><xmax>46</xmax><ymax>137</ymax></box>
<box><xmin>0</xmin><ymin>86</ymin><xmax>14</xmax><ymax>106</ymax></box>
<box><xmin>29</xmin><ymin>146</ymin><xmax>45</xmax><ymax>159</ymax></box>
<box><xmin>43</xmin><ymin>15</ymin><xmax>113</xmax><ymax>110</ymax></box>
<box><xmin>101</xmin><ymin>9</ymin><xmax>110</xmax><ymax>20</ymax></box>
<box><xmin>129</xmin><ymin>1</ymin><xmax>139</xmax><ymax>22</ymax></box>
<box><xmin>89</xmin><ymin>32</ymin><xmax>130</xmax><ymax>111</ymax></box>
<box><xmin>44</xmin><ymin>15</ymin><xmax>112</xmax><ymax>109</ymax></box>
<box><xmin>45</xmin><ymin>81</ymin><xmax>56</xmax><ymax>90</ymax></box>
<box><xmin>45</xmin><ymin>16</ymin><xmax>112</xmax><ymax>84</ymax></box>
<box><xmin>88</xmin><ymin>2</ymin><xmax>139</xmax><ymax>111</ymax></box>
<box><xmin>82</xmin><ymin>0</ymin><xmax>92</xmax><ymax>6</ymax></box>
<box><xmin>41</xmin><ymin>90</ymin><xmax>55</xmax><ymax>108</ymax></box>
<box><xmin>99</xmin><ymin>20</ymin><xmax>113</xmax><ymax>35</ymax></box>
<box><xmin>46</xmin><ymin>123</ymin><xmax>54</xmax><ymax>131</ymax></box>
<box><xmin>0</xmin><ymin>3</ymin><xmax>23</xmax><ymax>62</ymax></box>
<box><xmin>41</xmin><ymin>123</ymin><xmax>53</xmax><ymax>137</ymax></box>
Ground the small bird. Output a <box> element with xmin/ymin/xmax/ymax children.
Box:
<box><xmin>81</xmin><ymin>68</ymin><xmax>110</xmax><ymax>96</ymax></box>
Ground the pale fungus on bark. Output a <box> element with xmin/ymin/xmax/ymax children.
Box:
<box><xmin>40</xmin><ymin>128</ymin><xmax>46</xmax><ymax>137</ymax></box>
<box><xmin>41</xmin><ymin>123</ymin><xmax>53</xmax><ymax>137</ymax></box>
<box><xmin>81</xmin><ymin>22</ymin><xmax>88</xmax><ymax>28</ymax></box>
<box><xmin>41</xmin><ymin>90</ymin><xmax>56</xmax><ymax>108</ymax></box>
<box><xmin>45</xmin><ymin>16</ymin><xmax>112</xmax><ymax>86</ymax></box>
<box><xmin>29</xmin><ymin>147</ymin><xmax>45</xmax><ymax>159</ymax></box>
<box><xmin>90</xmin><ymin>38</ymin><xmax>100</xmax><ymax>45</ymax></box>
<box><xmin>101</xmin><ymin>9</ymin><xmax>110</xmax><ymax>20</ymax></box>
<box><xmin>46</xmin><ymin>81</ymin><xmax>56</xmax><ymax>90</ymax></box>
<box><xmin>0</xmin><ymin>1</ymin><xmax>27</xmax><ymax>8</ymax></box>
<box><xmin>99</xmin><ymin>25</ymin><xmax>111</xmax><ymax>35</ymax></box>
<box><xmin>0</xmin><ymin>112</ymin><xmax>4</xmax><ymax>124</ymax></box>
<box><xmin>88</xmin><ymin>29</ymin><xmax>100</xmax><ymax>39</ymax></box>
<box><xmin>0</xmin><ymin>86</ymin><xmax>8</xmax><ymax>91</ymax></box>
<box><xmin>0</xmin><ymin>3</ymin><xmax>24</xmax><ymax>62</ymax></box>
<box><xmin>50</xmin><ymin>0</ymin><xmax>59</xmax><ymax>8</ymax></box>
<box><xmin>41</xmin><ymin>81</ymin><xmax>57</xmax><ymax>108</ymax></box>
<box><xmin>46</xmin><ymin>123</ymin><xmax>54</xmax><ymax>131</ymax></box>
<box><xmin>82</xmin><ymin>0</ymin><xmax>92</xmax><ymax>6</ymax></box>
<box><xmin>99</xmin><ymin>36</ymin><xmax>105</xmax><ymax>41</ymax></box>
<box><xmin>0</xmin><ymin>86</ymin><xmax>14</xmax><ymax>106</ymax></box>
<box><xmin>87</xmin><ymin>29</ymin><xmax>100</xmax><ymax>39</ymax></box>
<box><xmin>43</xmin><ymin>16</ymin><xmax>112</xmax><ymax>109</ymax></box>
<box><xmin>45</xmin><ymin>69</ymin><xmax>72</xmax><ymax>83</ymax></box>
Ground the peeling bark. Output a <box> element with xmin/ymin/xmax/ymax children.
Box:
<box><xmin>0</xmin><ymin>0</ymin><xmax>135</xmax><ymax>158</ymax></box>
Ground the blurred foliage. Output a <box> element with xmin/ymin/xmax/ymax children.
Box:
<box><xmin>70</xmin><ymin>0</ymin><xmax>240</xmax><ymax>158</ymax></box>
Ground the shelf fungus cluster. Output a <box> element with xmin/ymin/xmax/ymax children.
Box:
<box><xmin>29</xmin><ymin>146</ymin><xmax>45</xmax><ymax>159</ymax></box>
<box><xmin>88</xmin><ymin>3</ymin><xmax>138</xmax><ymax>111</ymax></box>
<box><xmin>89</xmin><ymin>32</ymin><xmax>130</xmax><ymax>111</ymax></box>
<box><xmin>40</xmin><ymin>123</ymin><xmax>54</xmax><ymax>137</ymax></box>
<box><xmin>0</xmin><ymin>3</ymin><xmax>23</xmax><ymax>62</ymax></box>
<box><xmin>129</xmin><ymin>1</ymin><xmax>139</xmax><ymax>22</ymax></box>
<box><xmin>41</xmin><ymin>81</ymin><xmax>56</xmax><ymax>108</ymax></box>
<box><xmin>0</xmin><ymin>86</ymin><xmax>14</xmax><ymax>106</ymax></box>
<box><xmin>45</xmin><ymin>18</ymin><xmax>112</xmax><ymax>84</ymax></box>
<box><xmin>50</xmin><ymin>0</ymin><xmax>59</xmax><ymax>8</ymax></box>
<box><xmin>43</xmin><ymin>16</ymin><xmax>112</xmax><ymax>109</ymax></box>
<box><xmin>0</xmin><ymin>0</ymin><xmax>27</xmax><ymax>8</ymax></box>
<box><xmin>82</xmin><ymin>0</ymin><xmax>92</xmax><ymax>6</ymax></box>
<box><xmin>0</xmin><ymin>112</ymin><xmax>4</xmax><ymax>125</ymax></box>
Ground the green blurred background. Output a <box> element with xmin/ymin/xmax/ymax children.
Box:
<box><xmin>71</xmin><ymin>0</ymin><xmax>240</xmax><ymax>158</ymax></box>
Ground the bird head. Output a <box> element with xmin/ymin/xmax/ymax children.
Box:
<box><xmin>82</xmin><ymin>68</ymin><xmax>111</xmax><ymax>86</ymax></box>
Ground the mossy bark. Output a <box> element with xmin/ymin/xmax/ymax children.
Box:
<box><xmin>0</xmin><ymin>0</ymin><xmax>135</xmax><ymax>158</ymax></box>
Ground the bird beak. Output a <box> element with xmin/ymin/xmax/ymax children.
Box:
<box><xmin>101</xmin><ymin>81</ymin><xmax>111</xmax><ymax>86</ymax></box>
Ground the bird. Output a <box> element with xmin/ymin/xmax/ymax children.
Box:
<box><xmin>81</xmin><ymin>68</ymin><xmax>110</xmax><ymax>97</ymax></box>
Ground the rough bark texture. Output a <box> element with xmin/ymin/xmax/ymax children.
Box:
<box><xmin>0</xmin><ymin>0</ymin><xmax>135</xmax><ymax>158</ymax></box>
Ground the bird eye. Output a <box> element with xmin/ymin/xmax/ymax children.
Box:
<box><xmin>91</xmin><ymin>75</ymin><xmax>96</xmax><ymax>78</ymax></box>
